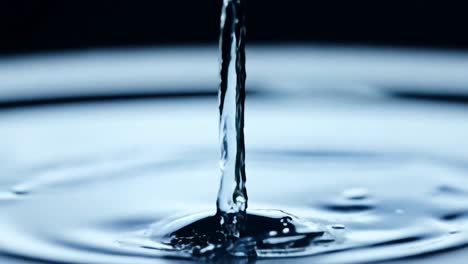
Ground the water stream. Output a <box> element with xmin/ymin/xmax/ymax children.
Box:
<box><xmin>1</xmin><ymin>1</ymin><xmax>468</xmax><ymax>263</ymax></box>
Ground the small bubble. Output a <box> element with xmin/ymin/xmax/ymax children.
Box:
<box><xmin>268</xmin><ymin>231</ymin><xmax>278</xmax><ymax>236</ymax></box>
<box><xmin>342</xmin><ymin>188</ymin><xmax>369</xmax><ymax>200</ymax></box>
<box><xmin>11</xmin><ymin>189</ymin><xmax>29</xmax><ymax>196</ymax></box>
<box><xmin>332</xmin><ymin>224</ymin><xmax>345</xmax><ymax>230</ymax></box>
<box><xmin>437</xmin><ymin>185</ymin><xmax>468</xmax><ymax>196</ymax></box>
<box><xmin>282</xmin><ymin>228</ymin><xmax>290</xmax><ymax>234</ymax></box>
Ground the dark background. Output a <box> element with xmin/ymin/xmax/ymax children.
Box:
<box><xmin>1</xmin><ymin>0</ymin><xmax>468</xmax><ymax>56</ymax></box>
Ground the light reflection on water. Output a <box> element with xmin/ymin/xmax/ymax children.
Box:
<box><xmin>1</xmin><ymin>47</ymin><xmax>468</xmax><ymax>263</ymax></box>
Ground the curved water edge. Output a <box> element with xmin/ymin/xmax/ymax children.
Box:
<box><xmin>1</xmin><ymin>43</ymin><xmax>468</xmax><ymax>263</ymax></box>
<box><xmin>0</xmin><ymin>146</ymin><xmax>468</xmax><ymax>263</ymax></box>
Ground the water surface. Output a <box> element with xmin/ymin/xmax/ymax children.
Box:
<box><xmin>1</xmin><ymin>89</ymin><xmax>468</xmax><ymax>263</ymax></box>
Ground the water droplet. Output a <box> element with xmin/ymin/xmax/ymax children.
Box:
<box><xmin>10</xmin><ymin>185</ymin><xmax>29</xmax><ymax>196</ymax></box>
<box><xmin>332</xmin><ymin>224</ymin><xmax>346</xmax><ymax>230</ymax></box>
<box><xmin>441</xmin><ymin>211</ymin><xmax>468</xmax><ymax>221</ymax></box>
<box><xmin>437</xmin><ymin>185</ymin><xmax>468</xmax><ymax>196</ymax></box>
<box><xmin>322</xmin><ymin>201</ymin><xmax>375</xmax><ymax>213</ymax></box>
<box><xmin>342</xmin><ymin>188</ymin><xmax>370</xmax><ymax>200</ymax></box>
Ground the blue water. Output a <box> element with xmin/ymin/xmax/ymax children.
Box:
<box><xmin>0</xmin><ymin>90</ymin><xmax>467</xmax><ymax>263</ymax></box>
<box><xmin>1</xmin><ymin>46</ymin><xmax>468</xmax><ymax>263</ymax></box>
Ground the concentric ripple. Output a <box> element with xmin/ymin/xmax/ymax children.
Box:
<box><xmin>0</xmin><ymin>149</ymin><xmax>468</xmax><ymax>264</ymax></box>
<box><xmin>1</xmin><ymin>82</ymin><xmax>468</xmax><ymax>263</ymax></box>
